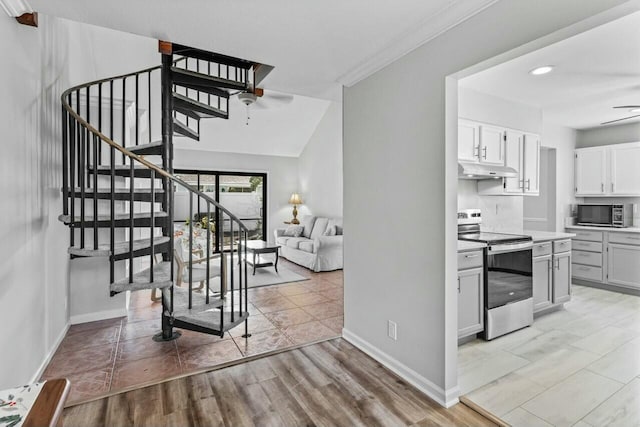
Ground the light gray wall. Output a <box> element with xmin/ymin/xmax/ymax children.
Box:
<box><xmin>540</xmin><ymin>122</ymin><xmax>578</xmax><ymax>231</ymax></box>
<box><xmin>0</xmin><ymin>14</ymin><xmax>69</xmax><ymax>388</ymax></box>
<box><xmin>577</xmin><ymin>122</ymin><xmax>640</xmax><ymax>147</ymax></box>
<box><xmin>174</xmin><ymin>149</ymin><xmax>299</xmax><ymax>243</ymax></box>
<box><xmin>343</xmin><ymin>0</ymin><xmax>631</xmax><ymax>405</ymax></box>
<box><xmin>298</xmin><ymin>101</ymin><xmax>343</xmax><ymax>219</ymax></box>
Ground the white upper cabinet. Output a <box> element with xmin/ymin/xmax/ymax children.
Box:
<box><xmin>609</xmin><ymin>143</ymin><xmax>640</xmax><ymax>196</ymax></box>
<box><xmin>458</xmin><ymin>119</ymin><xmax>505</xmax><ymax>165</ymax></box>
<box><xmin>575</xmin><ymin>147</ymin><xmax>606</xmax><ymax>196</ymax></box>
<box><xmin>458</xmin><ymin>119</ymin><xmax>480</xmax><ymax>162</ymax></box>
<box><xmin>504</xmin><ymin>130</ymin><xmax>524</xmax><ymax>193</ymax></box>
<box><xmin>575</xmin><ymin>142</ymin><xmax>640</xmax><ymax>197</ymax></box>
<box><xmin>523</xmin><ymin>133</ymin><xmax>540</xmax><ymax>194</ymax></box>
<box><xmin>477</xmin><ymin>128</ymin><xmax>540</xmax><ymax>196</ymax></box>
<box><xmin>479</xmin><ymin>125</ymin><xmax>505</xmax><ymax>165</ymax></box>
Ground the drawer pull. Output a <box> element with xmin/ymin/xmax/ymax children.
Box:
<box><xmin>465</xmin><ymin>254</ymin><xmax>480</xmax><ymax>258</ymax></box>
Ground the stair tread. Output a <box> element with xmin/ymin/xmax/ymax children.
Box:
<box><xmin>165</xmin><ymin>286</ymin><xmax>225</xmax><ymax>316</ymax></box>
<box><xmin>173</xmin><ymin>92</ymin><xmax>228</xmax><ymax>118</ymax></box>
<box><xmin>171</xmin><ymin>66</ymin><xmax>247</xmax><ymax>91</ymax></box>
<box><xmin>58</xmin><ymin>211</ymin><xmax>168</xmax><ymax>224</ymax></box>
<box><xmin>68</xmin><ymin>236</ymin><xmax>170</xmax><ymax>257</ymax></box>
<box><xmin>129</xmin><ymin>142</ymin><xmax>164</xmax><ymax>155</ymax></box>
<box><xmin>173</xmin><ymin>118</ymin><xmax>199</xmax><ymax>140</ymax></box>
<box><xmin>173</xmin><ymin>308</ymin><xmax>249</xmax><ymax>334</ymax></box>
<box><xmin>111</xmin><ymin>261</ymin><xmax>173</xmax><ymax>293</ymax></box>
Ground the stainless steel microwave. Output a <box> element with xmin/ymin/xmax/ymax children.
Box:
<box><xmin>576</xmin><ymin>204</ymin><xmax>632</xmax><ymax>228</ymax></box>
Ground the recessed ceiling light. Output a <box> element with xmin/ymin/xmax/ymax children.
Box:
<box><xmin>529</xmin><ymin>65</ymin><xmax>554</xmax><ymax>75</ymax></box>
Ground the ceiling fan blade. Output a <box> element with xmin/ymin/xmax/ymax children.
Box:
<box><xmin>612</xmin><ymin>105</ymin><xmax>640</xmax><ymax>109</ymax></box>
<box><xmin>601</xmin><ymin>114</ymin><xmax>640</xmax><ymax>125</ymax></box>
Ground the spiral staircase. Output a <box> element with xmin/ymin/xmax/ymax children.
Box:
<box><xmin>59</xmin><ymin>42</ymin><xmax>271</xmax><ymax>340</ymax></box>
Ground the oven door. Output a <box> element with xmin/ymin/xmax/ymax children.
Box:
<box><xmin>486</xmin><ymin>242</ymin><xmax>533</xmax><ymax>309</ymax></box>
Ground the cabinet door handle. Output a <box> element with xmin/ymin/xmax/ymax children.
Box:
<box><xmin>601</xmin><ymin>183</ymin><xmax>604</xmax><ymax>193</ymax></box>
<box><xmin>612</xmin><ymin>182</ymin><xmax>615</xmax><ymax>193</ymax></box>
<box><xmin>465</xmin><ymin>254</ymin><xmax>479</xmax><ymax>258</ymax></box>
<box><xmin>482</xmin><ymin>146</ymin><xmax>487</xmax><ymax>159</ymax></box>
<box><xmin>527</xmin><ymin>179</ymin><xmax>531</xmax><ymax>190</ymax></box>
<box><xmin>474</xmin><ymin>145</ymin><xmax>480</xmax><ymax>159</ymax></box>
<box><xmin>458</xmin><ymin>277</ymin><xmax>461</xmax><ymax>293</ymax></box>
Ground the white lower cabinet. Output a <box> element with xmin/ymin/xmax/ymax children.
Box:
<box><xmin>569</xmin><ymin>229</ymin><xmax>640</xmax><ymax>291</ymax></box>
<box><xmin>553</xmin><ymin>251</ymin><xmax>572</xmax><ymax>303</ymax></box>
<box><xmin>533</xmin><ymin>240</ymin><xmax>571</xmax><ymax>313</ymax></box>
<box><xmin>532</xmin><ymin>254</ymin><xmax>552</xmax><ymax>312</ymax></box>
<box><xmin>457</xmin><ymin>249</ymin><xmax>484</xmax><ymax>339</ymax></box>
<box><xmin>607</xmin><ymin>243</ymin><xmax>640</xmax><ymax>289</ymax></box>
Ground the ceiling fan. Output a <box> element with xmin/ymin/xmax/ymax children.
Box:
<box><xmin>601</xmin><ymin>105</ymin><xmax>640</xmax><ymax>125</ymax></box>
<box><xmin>232</xmin><ymin>87</ymin><xmax>295</xmax><ymax>125</ymax></box>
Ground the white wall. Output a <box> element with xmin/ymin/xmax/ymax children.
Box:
<box><xmin>174</xmin><ymin>149</ymin><xmax>299</xmax><ymax>243</ymax></box>
<box><xmin>343</xmin><ymin>0</ymin><xmax>632</xmax><ymax>407</ymax></box>
<box><xmin>0</xmin><ymin>14</ymin><xmax>69</xmax><ymax>389</ymax></box>
<box><xmin>298</xmin><ymin>101</ymin><xmax>343</xmax><ymax>219</ymax></box>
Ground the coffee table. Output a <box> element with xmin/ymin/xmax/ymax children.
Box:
<box><xmin>238</xmin><ymin>240</ymin><xmax>280</xmax><ymax>275</ymax></box>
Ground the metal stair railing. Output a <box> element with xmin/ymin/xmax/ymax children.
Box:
<box><xmin>60</xmin><ymin>54</ymin><xmax>252</xmax><ymax>338</ymax></box>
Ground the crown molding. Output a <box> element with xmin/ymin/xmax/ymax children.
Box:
<box><xmin>337</xmin><ymin>0</ymin><xmax>499</xmax><ymax>87</ymax></box>
<box><xmin>0</xmin><ymin>0</ymin><xmax>32</xmax><ymax>17</ymax></box>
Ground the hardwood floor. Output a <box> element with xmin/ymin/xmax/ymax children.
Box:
<box><xmin>63</xmin><ymin>339</ymin><xmax>496</xmax><ymax>427</ymax></box>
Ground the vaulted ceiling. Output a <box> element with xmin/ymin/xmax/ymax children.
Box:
<box><xmin>29</xmin><ymin>0</ymin><xmax>497</xmax><ymax>100</ymax></box>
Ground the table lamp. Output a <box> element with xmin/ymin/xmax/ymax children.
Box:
<box><xmin>288</xmin><ymin>193</ymin><xmax>303</xmax><ymax>224</ymax></box>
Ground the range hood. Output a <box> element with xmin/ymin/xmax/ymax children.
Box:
<box><xmin>458</xmin><ymin>161</ymin><xmax>518</xmax><ymax>180</ymax></box>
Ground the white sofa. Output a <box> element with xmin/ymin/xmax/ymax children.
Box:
<box><xmin>274</xmin><ymin>216</ymin><xmax>343</xmax><ymax>272</ymax></box>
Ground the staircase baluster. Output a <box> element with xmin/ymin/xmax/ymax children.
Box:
<box><xmin>62</xmin><ymin>106</ymin><xmax>69</xmax><ymax>217</ymax></box>
<box><xmin>150</xmin><ymin>170</ymin><xmax>155</xmax><ymax>283</ymax></box>
<box><xmin>206</xmin><ymin>200</ymin><xmax>210</xmax><ymax>305</ymax></box>
<box><xmin>86</xmin><ymin>86</ymin><xmax>91</xmax><ymax>180</ymax></box>
<box><xmin>243</xmin><ymin>229</ymin><xmax>249</xmax><ymax>338</ymax></box>
<box><xmin>92</xmin><ymin>134</ymin><xmax>99</xmax><ymax>250</ymax></box>
<box><xmin>98</xmin><ymin>83</ymin><xmax>103</xmax><ymax>164</ymax></box>
<box><xmin>110</xmin><ymin>81</ymin><xmax>114</xmax><ymax>142</ymax></box>
<box><xmin>239</xmin><ymin>226</ymin><xmax>243</xmax><ymax>316</ymax></box>
<box><xmin>110</xmin><ymin>145</ymin><xmax>115</xmax><ymax>285</ymax></box>
<box><xmin>230</xmin><ymin>216</ymin><xmax>234</xmax><ymax>323</ymax></box>
<box><xmin>122</xmin><ymin>77</ymin><xmax>127</xmax><ymax>164</ymax></box>
<box><xmin>69</xmin><ymin>97</ymin><xmax>75</xmax><ymax>245</ymax></box>
<box><xmin>188</xmin><ymin>191</ymin><xmax>193</xmax><ymax>310</ymax></box>
<box><xmin>129</xmin><ymin>154</ymin><xmax>135</xmax><ymax>283</ymax></box>
<box><xmin>148</xmin><ymin>72</ymin><xmax>152</xmax><ymax>144</ymax></box>
<box><xmin>135</xmin><ymin>74</ymin><xmax>139</xmax><ymax>147</ymax></box>
<box><xmin>207</xmin><ymin>62</ymin><xmax>211</xmax><ymax>106</ymax></box>
<box><xmin>79</xmin><ymin>124</ymin><xmax>86</xmax><ymax>249</ymax></box>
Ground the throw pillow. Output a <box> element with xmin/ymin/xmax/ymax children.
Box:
<box><xmin>283</xmin><ymin>225</ymin><xmax>304</xmax><ymax>237</ymax></box>
<box><xmin>300</xmin><ymin>215</ymin><xmax>317</xmax><ymax>238</ymax></box>
<box><xmin>323</xmin><ymin>225</ymin><xmax>337</xmax><ymax>236</ymax></box>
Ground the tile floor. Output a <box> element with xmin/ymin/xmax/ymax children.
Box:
<box><xmin>459</xmin><ymin>284</ymin><xmax>640</xmax><ymax>427</ymax></box>
<box><xmin>41</xmin><ymin>259</ymin><xmax>343</xmax><ymax>405</ymax></box>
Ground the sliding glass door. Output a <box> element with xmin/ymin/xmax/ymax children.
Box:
<box><xmin>174</xmin><ymin>170</ymin><xmax>267</xmax><ymax>251</ymax></box>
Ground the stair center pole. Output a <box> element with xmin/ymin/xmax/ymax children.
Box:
<box><xmin>157</xmin><ymin>41</ymin><xmax>180</xmax><ymax>342</ymax></box>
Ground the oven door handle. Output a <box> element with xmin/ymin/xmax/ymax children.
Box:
<box><xmin>488</xmin><ymin>241</ymin><xmax>533</xmax><ymax>254</ymax></box>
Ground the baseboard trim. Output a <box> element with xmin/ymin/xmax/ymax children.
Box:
<box><xmin>573</xmin><ymin>279</ymin><xmax>640</xmax><ymax>297</ymax></box>
<box><xmin>30</xmin><ymin>322</ymin><xmax>70</xmax><ymax>383</ymax></box>
<box><xmin>342</xmin><ymin>328</ymin><xmax>459</xmax><ymax>408</ymax></box>
<box><xmin>70</xmin><ymin>308</ymin><xmax>127</xmax><ymax>325</ymax></box>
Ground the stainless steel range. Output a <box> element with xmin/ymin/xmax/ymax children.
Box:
<box><xmin>458</xmin><ymin>209</ymin><xmax>534</xmax><ymax>340</ymax></box>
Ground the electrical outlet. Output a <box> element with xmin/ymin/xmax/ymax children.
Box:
<box><xmin>387</xmin><ymin>320</ymin><xmax>397</xmax><ymax>341</ymax></box>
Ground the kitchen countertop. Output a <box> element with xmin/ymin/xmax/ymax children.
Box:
<box><xmin>457</xmin><ymin>240</ymin><xmax>487</xmax><ymax>251</ymax></box>
<box><xmin>522</xmin><ymin>230</ymin><xmax>576</xmax><ymax>242</ymax></box>
<box><xmin>565</xmin><ymin>225</ymin><xmax>640</xmax><ymax>234</ymax></box>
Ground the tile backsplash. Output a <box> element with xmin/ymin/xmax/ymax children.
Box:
<box><xmin>458</xmin><ymin>180</ymin><xmax>524</xmax><ymax>231</ymax></box>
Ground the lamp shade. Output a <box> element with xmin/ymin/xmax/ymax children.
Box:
<box><xmin>288</xmin><ymin>193</ymin><xmax>303</xmax><ymax>205</ymax></box>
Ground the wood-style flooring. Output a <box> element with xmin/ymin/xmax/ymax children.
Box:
<box><xmin>63</xmin><ymin>338</ymin><xmax>496</xmax><ymax>427</ymax></box>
